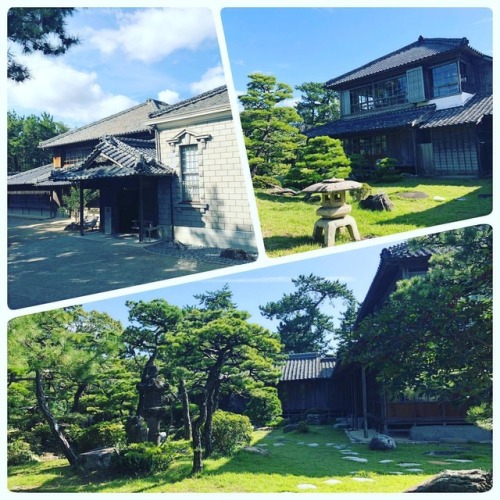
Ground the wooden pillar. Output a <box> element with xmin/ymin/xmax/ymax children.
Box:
<box><xmin>361</xmin><ymin>366</ymin><xmax>368</xmax><ymax>438</ymax></box>
<box><xmin>79</xmin><ymin>181</ymin><xmax>85</xmax><ymax>236</ymax></box>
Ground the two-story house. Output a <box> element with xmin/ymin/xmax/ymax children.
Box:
<box><xmin>41</xmin><ymin>86</ymin><xmax>256</xmax><ymax>251</ymax></box>
<box><xmin>308</xmin><ymin>36</ymin><xmax>492</xmax><ymax>178</ymax></box>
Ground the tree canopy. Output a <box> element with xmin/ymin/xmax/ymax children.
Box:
<box><xmin>260</xmin><ymin>274</ymin><xmax>357</xmax><ymax>354</ymax></box>
<box><xmin>239</xmin><ymin>73</ymin><xmax>306</xmax><ymax>178</ymax></box>
<box><xmin>340</xmin><ymin>225</ymin><xmax>492</xmax><ymax>407</ymax></box>
<box><xmin>294</xmin><ymin>82</ymin><xmax>340</xmax><ymax>131</ymax></box>
<box><xmin>8</xmin><ymin>111</ymin><xmax>69</xmax><ymax>173</ymax></box>
<box><xmin>8</xmin><ymin>8</ymin><xmax>79</xmax><ymax>82</ymax></box>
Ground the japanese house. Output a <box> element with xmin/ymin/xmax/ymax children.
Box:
<box><xmin>40</xmin><ymin>86</ymin><xmax>256</xmax><ymax>251</ymax></box>
<box><xmin>308</xmin><ymin>36</ymin><xmax>492</xmax><ymax>177</ymax></box>
<box><xmin>278</xmin><ymin>243</ymin><xmax>469</xmax><ymax>432</ymax></box>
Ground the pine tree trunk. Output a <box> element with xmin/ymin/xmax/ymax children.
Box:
<box><xmin>70</xmin><ymin>383</ymin><xmax>87</xmax><ymax>413</ymax></box>
<box><xmin>203</xmin><ymin>382</ymin><xmax>220</xmax><ymax>458</ymax></box>
<box><xmin>180</xmin><ymin>379</ymin><xmax>192</xmax><ymax>440</ymax></box>
<box><xmin>35</xmin><ymin>371</ymin><xmax>78</xmax><ymax>466</ymax></box>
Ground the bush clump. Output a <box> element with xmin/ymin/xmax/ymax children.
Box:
<box><xmin>112</xmin><ymin>442</ymin><xmax>178</xmax><ymax>476</ymax></box>
<box><xmin>72</xmin><ymin>421</ymin><xmax>126</xmax><ymax>453</ymax></box>
<box><xmin>245</xmin><ymin>387</ymin><xmax>282</xmax><ymax>427</ymax></box>
<box><xmin>211</xmin><ymin>410</ymin><xmax>253</xmax><ymax>456</ymax></box>
<box><xmin>253</xmin><ymin>175</ymin><xmax>282</xmax><ymax>189</ymax></box>
<box><xmin>8</xmin><ymin>439</ymin><xmax>39</xmax><ymax>466</ymax></box>
<box><xmin>297</xmin><ymin>421</ymin><xmax>309</xmax><ymax>433</ymax></box>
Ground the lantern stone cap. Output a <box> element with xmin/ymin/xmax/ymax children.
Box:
<box><xmin>302</xmin><ymin>177</ymin><xmax>363</xmax><ymax>193</ymax></box>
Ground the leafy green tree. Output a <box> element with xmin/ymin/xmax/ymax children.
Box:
<box><xmin>295</xmin><ymin>82</ymin><xmax>340</xmax><ymax>130</ymax></box>
<box><xmin>170</xmin><ymin>288</ymin><xmax>282</xmax><ymax>475</ymax></box>
<box><xmin>8</xmin><ymin>111</ymin><xmax>69</xmax><ymax>173</ymax></box>
<box><xmin>285</xmin><ymin>135</ymin><xmax>351</xmax><ymax>189</ymax></box>
<box><xmin>64</xmin><ymin>186</ymin><xmax>99</xmax><ymax>223</ymax></box>
<box><xmin>342</xmin><ymin>226</ymin><xmax>492</xmax><ymax>407</ymax></box>
<box><xmin>239</xmin><ymin>73</ymin><xmax>306</xmax><ymax>178</ymax></box>
<box><xmin>260</xmin><ymin>274</ymin><xmax>357</xmax><ymax>354</ymax></box>
<box><xmin>8</xmin><ymin>8</ymin><xmax>79</xmax><ymax>82</ymax></box>
<box><xmin>8</xmin><ymin>307</ymin><xmax>123</xmax><ymax>466</ymax></box>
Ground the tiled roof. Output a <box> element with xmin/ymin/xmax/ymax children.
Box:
<box><xmin>148</xmin><ymin>85</ymin><xmax>229</xmax><ymax>120</ymax></box>
<box><xmin>327</xmin><ymin>37</ymin><xmax>489</xmax><ymax>88</ymax></box>
<box><xmin>420</xmin><ymin>93</ymin><xmax>492</xmax><ymax>128</ymax></box>
<box><xmin>8</xmin><ymin>164</ymin><xmax>71</xmax><ymax>186</ymax></box>
<box><xmin>51</xmin><ymin>135</ymin><xmax>175</xmax><ymax>181</ymax></box>
<box><xmin>39</xmin><ymin>99</ymin><xmax>168</xmax><ymax>149</ymax></box>
<box><xmin>307</xmin><ymin>105</ymin><xmax>434</xmax><ymax>137</ymax></box>
<box><xmin>280</xmin><ymin>353</ymin><xmax>336</xmax><ymax>382</ymax></box>
<box><xmin>356</xmin><ymin>242</ymin><xmax>435</xmax><ymax>324</ymax></box>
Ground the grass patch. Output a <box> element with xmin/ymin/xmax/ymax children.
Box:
<box><xmin>256</xmin><ymin>178</ymin><xmax>492</xmax><ymax>257</ymax></box>
<box><xmin>8</xmin><ymin>427</ymin><xmax>492</xmax><ymax>493</ymax></box>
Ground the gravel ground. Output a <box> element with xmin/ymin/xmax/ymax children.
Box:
<box><xmin>144</xmin><ymin>241</ymin><xmax>257</xmax><ymax>266</ymax></box>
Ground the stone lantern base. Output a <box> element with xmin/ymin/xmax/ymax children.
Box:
<box><xmin>312</xmin><ymin>215</ymin><xmax>361</xmax><ymax>246</ymax></box>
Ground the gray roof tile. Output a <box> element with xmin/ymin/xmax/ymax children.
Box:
<box><xmin>420</xmin><ymin>93</ymin><xmax>492</xmax><ymax>128</ymax></box>
<box><xmin>281</xmin><ymin>353</ymin><xmax>336</xmax><ymax>381</ymax></box>
<box><xmin>51</xmin><ymin>135</ymin><xmax>175</xmax><ymax>181</ymax></box>
<box><xmin>327</xmin><ymin>37</ymin><xmax>489</xmax><ymax>88</ymax></box>
<box><xmin>149</xmin><ymin>85</ymin><xmax>229</xmax><ymax>120</ymax></box>
<box><xmin>8</xmin><ymin>164</ymin><xmax>71</xmax><ymax>186</ymax></box>
<box><xmin>39</xmin><ymin>99</ymin><xmax>168</xmax><ymax>149</ymax></box>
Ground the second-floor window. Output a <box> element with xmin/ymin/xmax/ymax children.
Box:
<box><xmin>431</xmin><ymin>62</ymin><xmax>460</xmax><ymax>97</ymax></box>
<box><xmin>180</xmin><ymin>144</ymin><xmax>199</xmax><ymax>202</ymax></box>
<box><xmin>64</xmin><ymin>148</ymin><xmax>92</xmax><ymax>166</ymax></box>
<box><xmin>350</xmin><ymin>76</ymin><xmax>407</xmax><ymax>113</ymax></box>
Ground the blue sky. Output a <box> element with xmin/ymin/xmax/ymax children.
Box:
<box><xmin>222</xmin><ymin>7</ymin><xmax>493</xmax><ymax>99</ymax></box>
<box><xmin>7</xmin><ymin>7</ymin><xmax>225</xmax><ymax>128</ymax></box>
<box><xmin>83</xmin><ymin>236</ymin><xmax>395</xmax><ymax>349</ymax></box>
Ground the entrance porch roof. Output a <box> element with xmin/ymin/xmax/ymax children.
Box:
<box><xmin>51</xmin><ymin>135</ymin><xmax>175</xmax><ymax>181</ymax></box>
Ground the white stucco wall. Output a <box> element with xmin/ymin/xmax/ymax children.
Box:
<box><xmin>156</xmin><ymin>115</ymin><xmax>257</xmax><ymax>252</ymax></box>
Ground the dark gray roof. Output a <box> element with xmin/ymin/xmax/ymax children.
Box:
<box><xmin>420</xmin><ymin>93</ymin><xmax>492</xmax><ymax>128</ymax></box>
<box><xmin>51</xmin><ymin>135</ymin><xmax>175</xmax><ymax>181</ymax></box>
<box><xmin>307</xmin><ymin>105</ymin><xmax>434</xmax><ymax>137</ymax></box>
<box><xmin>327</xmin><ymin>37</ymin><xmax>489</xmax><ymax>88</ymax></box>
<box><xmin>149</xmin><ymin>85</ymin><xmax>229</xmax><ymax>120</ymax></box>
<box><xmin>39</xmin><ymin>99</ymin><xmax>168</xmax><ymax>149</ymax></box>
<box><xmin>280</xmin><ymin>353</ymin><xmax>336</xmax><ymax>382</ymax></box>
<box><xmin>8</xmin><ymin>164</ymin><xmax>71</xmax><ymax>187</ymax></box>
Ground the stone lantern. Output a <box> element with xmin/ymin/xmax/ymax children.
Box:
<box><xmin>302</xmin><ymin>177</ymin><xmax>362</xmax><ymax>246</ymax></box>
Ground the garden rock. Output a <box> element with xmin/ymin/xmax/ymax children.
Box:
<box><xmin>405</xmin><ymin>469</ymin><xmax>492</xmax><ymax>493</ymax></box>
<box><xmin>219</xmin><ymin>248</ymin><xmax>256</xmax><ymax>262</ymax></box>
<box><xmin>343</xmin><ymin>456</ymin><xmax>368</xmax><ymax>463</ymax></box>
<box><xmin>369</xmin><ymin>434</ymin><xmax>397</xmax><ymax>451</ymax></box>
<box><xmin>283</xmin><ymin>423</ymin><xmax>299</xmax><ymax>433</ymax></box>
<box><xmin>77</xmin><ymin>447</ymin><xmax>118</xmax><ymax>471</ymax></box>
<box><xmin>243</xmin><ymin>446</ymin><xmax>270</xmax><ymax>457</ymax></box>
<box><xmin>359</xmin><ymin>193</ymin><xmax>394</xmax><ymax>211</ymax></box>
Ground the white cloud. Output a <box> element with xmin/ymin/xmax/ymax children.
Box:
<box><xmin>7</xmin><ymin>52</ymin><xmax>137</xmax><ymax>126</ymax></box>
<box><xmin>157</xmin><ymin>89</ymin><xmax>181</xmax><ymax>104</ymax></box>
<box><xmin>89</xmin><ymin>8</ymin><xmax>217</xmax><ymax>63</ymax></box>
<box><xmin>190</xmin><ymin>65</ymin><xmax>226</xmax><ymax>94</ymax></box>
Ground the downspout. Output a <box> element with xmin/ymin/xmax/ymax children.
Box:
<box><xmin>169</xmin><ymin>177</ymin><xmax>175</xmax><ymax>242</ymax></box>
<box><xmin>139</xmin><ymin>175</ymin><xmax>144</xmax><ymax>243</ymax></box>
<box><xmin>79</xmin><ymin>181</ymin><xmax>85</xmax><ymax>236</ymax></box>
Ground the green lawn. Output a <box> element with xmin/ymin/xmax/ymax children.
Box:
<box><xmin>8</xmin><ymin>427</ymin><xmax>492</xmax><ymax>493</ymax></box>
<box><xmin>256</xmin><ymin>178</ymin><xmax>492</xmax><ymax>257</ymax></box>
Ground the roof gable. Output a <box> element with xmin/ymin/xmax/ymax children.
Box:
<box><xmin>39</xmin><ymin>99</ymin><xmax>168</xmax><ymax>149</ymax></box>
<box><xmin>327</xmin><ymin>36</ymin><xmax>490</xmax><ymax>88</ymax></box>
<box><xmin>280</xmin><ymin>352</ymin><xmax>336</xmax><ymax>381</ymax></box>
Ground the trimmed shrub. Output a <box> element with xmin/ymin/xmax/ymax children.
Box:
<box><xmin>73</xmin><ymin>421</ymin><xmax>126</xmax><ymax>453</ymax></box>
<box><xmin>8</xmin><ymin>439</ymin><xmax>39</xmax><ymax>466</ymax></box>
<box><xmin>211</xmin><ymin>410</ymin><xmax>253</xmax><ymax>456</ymax></box>
<box><xmin>245</xmin><ymin>387</ymin><xmax>282</xmax><ymax>427</ymax></box>
<box><xmin>297</xmin><ymin>421</ymin><xmax>309</xmax><ymax>433</ymax></box>
<box><xmin>374</xmin><ymin>157</ymin><xmax>401</xmax><ymax>182</ymax></box>
<box><xmin>350</xmin><ymin>182</ymin><xmax>372</xmax><ymax>202</ymax></box>
<box><xmin>253</xmin><ymin>175</ymin><xmax>282</xmax><ymax>189</ymax></box>
<box><xmin>112</xmin><ymin>442</ymin><xmax>180</xmax><ymax>476</ymax></box>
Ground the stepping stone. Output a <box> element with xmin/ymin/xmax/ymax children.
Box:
<box><xmin>379</xmin><ymin>459</ymin><xmax>393</xmax><ymax>463</ymax></box>
<box><xmin>388</xmin><ymin>472</ymin><xmax>404</xmax><ymax>475</ymax></box>
<box><xmin>343</xmin><ymin>456</ymin><xmax>368</xmax><ymax>463</ymax></box>
<box><xmin>446</xmin><ymin>459</ymin><xmax>474</xmax><ymax>463</ymax></box>
<box><xmin>398</xmin><ymin>463</ymin><xmax>421</xmax><ymax>467</ymax></box>
<box><xmin>352</xmin><ymin>477</ymin><xmax>374</xmax><ymax>483</ymax></box>
<box><xmin>324</xmin><ymin>479</ymin><xmax>342</xmax><ymax>485</ymax></box>
<box><xmin>428</xmin><ymin>460</ymin><xmax>449</xmax><ymax>465</ymax></box>
<box><xmin>405</xmin><ymin>468</ymin><xmax>424</xmax><ymax>472</ymax></box>
<box><xmin>307</xmin><ymin>443</ymin><xmax>319</xmax><ymax>447</ymax></box>
<box><xmin>273</xmin><ymin>443</ymin><xmax>285</xmax><ymax>447</ymax></box>
<box><xmin>256</xmin><ymin>444</ymin><xmax>268</xmax><ymax>447</ymax></box>
<box><xmin>340</xmin><ymin>450</ymin><xmax>358</xmax><ymax>454</ymax></box>
<box><xmin>296</xmin><ymin>441</ymin><xmax>305</xmax><ymax>445</ymax></box>
<box><xmin>325</xmin><ymin>443</ymin><xmax>335</xmax><ymax>447</ymax></box>
<box><xmin>297</xmin><ymin>484</ymin><xmax>317</xmax><ymax>490</ymax></box>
